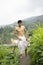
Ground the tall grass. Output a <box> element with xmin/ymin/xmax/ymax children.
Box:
<box><xmin>29</xmin><ymin>27</ymin><xmax>43</xmax><ymax>65</ymax></box>
<box><xmin>0</xmin><ymin>46</ymin><xmax>19</xmax><ymax>65</ymax></box>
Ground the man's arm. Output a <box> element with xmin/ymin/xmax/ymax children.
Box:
<box><xmin>13</xmin><ymin>27</ymin><xmax>18</xmax><ymax>39</ymax></box>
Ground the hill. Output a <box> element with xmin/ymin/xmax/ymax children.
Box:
<box><xmin>22</xmin><ymin>15</ymin><xmax>43</xmax><ymax>31</ymax></box>
<box><xmin>0</xmin><ymin>15</ymin><xmax>43</xmax><ymax>44</ymax></box>
<box><xmin>12</xmin><ymin>15</ymin><xmax>43</xmax><ymax>31</ymax></box>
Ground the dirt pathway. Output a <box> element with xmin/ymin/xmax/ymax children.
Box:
<box><xmin>20</xmin><ymin>54</ymin><xmax>30</xmax><ymax>65</ymax></box>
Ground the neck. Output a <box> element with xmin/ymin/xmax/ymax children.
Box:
<box><xmin>19</xmin><ymin>25</ymin><xmax>21</xmax><ymax>27</ymax></box>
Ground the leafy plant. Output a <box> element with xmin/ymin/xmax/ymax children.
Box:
<box><xmin>0</xmin><ymin>46</ymin><xmax>19</xmax><ymax>65</ymax></box>
<box><xmin>29</xmin><ymin>27</ymin><xmax>43</xmax><ymax>65</ymax></box>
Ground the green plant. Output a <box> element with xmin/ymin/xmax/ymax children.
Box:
<box><xmin>29</xmin><ymin>27</ymin><xmax>43</xmax><ymax>65</ymax></box>
<box><xmin>0</xmin><ymin>46</ymin><xmax>19</xmax><ymax>65</ymax></box>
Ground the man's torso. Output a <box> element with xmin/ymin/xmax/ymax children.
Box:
<box><xmin>15</xmin><ymin>25</ymin><xmax>25</xmax><ymax>36</ymax></box>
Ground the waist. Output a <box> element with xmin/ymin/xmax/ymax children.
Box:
<box><xmin>18</xmin><ymin>35</ymin><xmax>25</xmax><ymax>37</ymax></box>
<box><xmin>18</xmin><ymin>32</ymin><xmax>24</xmax><ymax>36</ymax></box>
<box><xmin>18</xmin><ymin>35</ymin><xmax>26</xmax><ymax>40</ymax></box>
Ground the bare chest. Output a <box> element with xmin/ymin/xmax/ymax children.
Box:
<box><xmin>17</xmin><ymin>27</ymin><xmax>24</xmax><ymax>32</ymax></box>
<box><xmin>16</xmin><ymin>26</ymin><xmax>24</xmax><ymax>32</ymax></box>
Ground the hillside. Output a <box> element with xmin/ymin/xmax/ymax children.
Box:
<box><xmin>0</xmin><ymin>15</ymin><xmax>43</xmax><ymax>44</ymax></box>
<box><xmin>23</xmin><ymin>15</ymin><xmax>43</xmax><ymax>22</ymax></box>
<box><xmin>12</xmin><ymin>15</ymin><xmax>43</xmax><ymax>30</ymax></box>
<box><xmin>22</xmin><ymin>15</ymin><xmax>43</xmax><ymax>31</ymax></box>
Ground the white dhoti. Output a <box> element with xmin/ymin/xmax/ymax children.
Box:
<box><xmin>11</xmin><ymin>35</ymin><xmax>28</xmax><ymax>54</ymax></box>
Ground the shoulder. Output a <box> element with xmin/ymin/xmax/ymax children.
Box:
<box><xmin>22</xmin><ymin>25</ymin><xmax>25</xmax><ymax>29</ymax></box>
<box><xmin>15</xmin><ymin>26</ymin><xmax>18</xmax><ymax>30</ymax></box>
<box><xmin>22</xmin><ymin>25</ymin><xmax>26</xmax><ymax>31</ymax></box>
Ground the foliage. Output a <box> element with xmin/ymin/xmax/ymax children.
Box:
<box><xmin>0</xmin><ymin>21</ymin><xmax>43</xmax><ymax>44</ymax></box>
<box><xmin>0</xmin><ymin>26</ymin><xmax>14</xmax><ymax>44</ymax></box>
<box><xmin>0</xmin><ymin>46</ymin><xmax>19</xmax><ymax>65</ymax></box>
<box><xmin>29</xmin><ymin>27</ymin><xmax>43</xmax><ymax>65</ymax></box>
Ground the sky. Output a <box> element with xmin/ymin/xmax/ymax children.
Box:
<box><xmin>0</xmin><ymin>0</ymin><xmax>43</xmax><ymax>25</ymax></box>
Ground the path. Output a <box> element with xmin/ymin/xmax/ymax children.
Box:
<box><xmin>20</xmin><ymin>54</ymin><xmax>30</xmax><ymax>65</ymax></box>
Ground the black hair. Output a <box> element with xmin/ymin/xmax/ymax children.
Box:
<box><xmin>18</xmin><ymin>20</ymin><xmax>22</xmax><ymax>24</ymax></box>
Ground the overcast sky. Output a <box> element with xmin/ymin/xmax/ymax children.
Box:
<box><xmin>0</xmin><ymin>0</ymin><xmax>43</xmax><ymax>25</ymax></box>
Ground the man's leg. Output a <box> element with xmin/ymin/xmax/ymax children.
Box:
<box><xmin>25</xmin><ymin>48</ymin><xmax>27</xmax><ymax>56</ymax></box>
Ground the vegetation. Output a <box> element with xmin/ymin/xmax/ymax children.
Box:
<box><xmin>29</xmin><ymin>27</ymin><xmax>43</xmax><ymax>65</ymax></box>
<box><xmin>0</xmin><ymin>19</ymin><xmax>43</xmax><ymax>65</ymax></box>
<box><xmin>0</xmin><ymin>26</ymin><xmax>14</xmax><ymax>44</ymax></box>
<box><xmin>0</xmin><ymin>46</ymin><xmax>19</xmax><ymax>65</ymax></box>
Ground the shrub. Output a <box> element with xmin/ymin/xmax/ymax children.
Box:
<box><xmin>0</xmin><ymin>46</ymin><xmax>19</xmax><ymax>65</ymax></box>
<box><xmin>29</xmin><ymin>27</ymin><xmax>43</xmax><ymax>65</ymax></box>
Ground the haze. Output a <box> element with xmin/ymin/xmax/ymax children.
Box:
<box><xmin>0</xmin><ymin>0</ymin><xmax>43</xmax><ymax>25</ymax></box>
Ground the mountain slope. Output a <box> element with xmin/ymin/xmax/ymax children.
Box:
<box><xmin>22</xmin><ymin>15</ymin><xmax>43</xmax><ymax>31</ymax></box>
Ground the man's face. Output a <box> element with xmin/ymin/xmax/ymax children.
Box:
<box><xmin>18</xmin><ymin>23</ymin><xmax>22</xmax><ymax>27</ymax></box>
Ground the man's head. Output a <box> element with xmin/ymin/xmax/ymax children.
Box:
<box><xmin>18</xmin><ymin>20</ymin><xmax>22</xmax><ymax>27</ymax></box>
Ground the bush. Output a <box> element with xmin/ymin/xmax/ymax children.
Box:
<box><xmin>0</xmin><ymin>46</ymin><xmax>19</xmax><ymax>65</ymax></box>
<box><xmin>29</xmin><ymin>27</ymin><xmax>43</xmax><ymax>65</ymax></box>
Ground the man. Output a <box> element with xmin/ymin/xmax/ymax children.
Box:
<box><xmin>11</xmin><ymin>20</ymin><xmax>28</xmax><ymax>57</ymax></box>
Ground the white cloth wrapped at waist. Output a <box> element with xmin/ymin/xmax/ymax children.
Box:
<box><xmin>17</xmin><ymin>35</ymin><xmax>28</xmax><ymax>54</ymax></box>
<box><xmin>11</xmin><ymin>35</ymin><xmax>28</xmax><ymax>54</ymax></box>
<box><xmin>15</xmin><ymin>35</ymin><xmax>28</xmax><ymax>46</ymax></box>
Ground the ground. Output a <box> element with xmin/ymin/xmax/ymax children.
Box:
<box><xmin>20</xmin><ymin>54</ymin><xmax>30</xmax><ymax>65</ymax></box>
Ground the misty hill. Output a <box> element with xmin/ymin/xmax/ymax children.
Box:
<box><xmin>12</xmin><ymin>15</ymin><xmax>43</xmax><ymax>31</ymax></box>
<box><xmin>0</xmin><ymin>15</ymin><xmax>43</xmax><ymax>44</ymax></box>
<box><xmin>0</xmin><ymin>15</ymin><xmax>43</xmax><ymax>32</ymax></box>
<box><xmin>23</xmin><ymin>15</ymin><xmax>43</xmax><ymax>30</ymax></box>
<box><xmin>23</xmin><ymin>15</ymin><xmax>43</xmax><ymax>23</ymax></box>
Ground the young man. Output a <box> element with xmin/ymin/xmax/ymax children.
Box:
<box><xmin>11</xmin><ymin>20</ymin><xmax>28</xmax><ymax>57</ymax></box>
